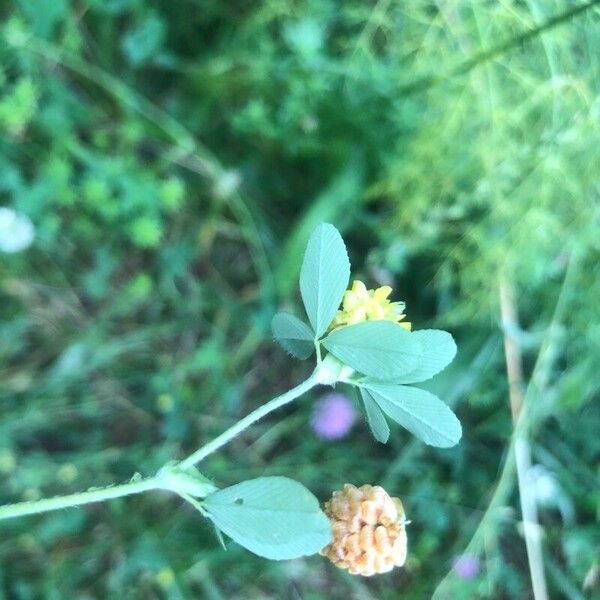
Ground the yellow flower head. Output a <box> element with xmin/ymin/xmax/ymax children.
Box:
<box><xmin>320</xmin><ymin>483</ymin><xmax>408</xmax><ymax>576</ymax></box>
<box><xmin>329</xmin><ymin>280</ymin><xmax>411</xmax><ymax>331</ymax></box>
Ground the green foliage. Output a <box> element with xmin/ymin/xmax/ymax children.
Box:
<box><xmin>0</xmin><ymin>0</ymin><xmax>598</xmax><ymax>597</ymax></box>
<box><xmin>121</xmin><ymin>13</ymin><xmax>166</xmax><ymax>67</ymax></box>
<box><xmin>0</xmin><ymin>77</ymin><xmax>37</xmax><ymax>135</ymax></box>
<box><xmin>322</xmin><ymin>320</ymin><xmax>423</xmax><ymax>379</ymax></box>
<box><xmin>275</xmin><ymin>162</ymin><xmax>364</xmax><ymax>297</ymax></box>
<box><xmin>364</xmin><ymin>383</ymin><xmax>462</xmax><ymax>448</ymax></box>
<box><xmin>277</xmin><ymin>223</ymin><xmax>459</xmax><ymax>448</ymax></box>
<box><xmin>203</xmin><ymin>477</ymin><xmax>332</xmax><ymax>560</ymax></box>
<box><xmin>392</xmin><ymin>330</ymin><xmax>457</xmax><ymax>384</ymax></box>
<box><xmin>361</xmin><ymin>388</ymin><xmax>390</xmax><ymax>444</ymax></box>
<box><xmin>299</xmin><ymin>223</ymin><xmax>350</xmax><ymax>337</ymax></box>
<box><xmin>271</xmin><ymin>312</ymin><xmax>315</xmax><ymax>359</ymax></box>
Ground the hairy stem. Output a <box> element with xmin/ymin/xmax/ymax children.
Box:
<box><xmin>179</xmin><ymin>373</ymin><xmax>319</xmax><ymax>469</ymax></box>
<box><xmin>0</xmin><ymin>372</ymin><xmax>319</xmax><ymax>522</ymax></box>
<box><xmin>0</xmin><ymin>477</ymin><xmax>160</xmax><ymax>522</ymax></box>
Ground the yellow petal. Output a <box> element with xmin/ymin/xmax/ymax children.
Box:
<box><xmin>373</xmin><ymin>286</ymin><xmax>392</xmax><ymax>302</ymax></box>
<box><xmin>343</xmin><ymin>291</ymin><xmax>359</xmax><ymax>310</ymax></box>
<box><xmin>351</xmin><ymin>280</ymin><xmax>369</xmax><ymax>299</ymax></box>
<box><xmin>367</xmin><ymin>301</ymin><xmax>385</xmax><ymax>320</ymax></box>
<box><xmin>349</xmin><ymin>306</ymin><xmax>367</xmax><ymax>324</ymax></box>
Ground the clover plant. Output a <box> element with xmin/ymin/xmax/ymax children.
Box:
<box><xmin>0</xmin><ymin>223</ymin><xmax>460</xmax><ymax>568</ymax></box>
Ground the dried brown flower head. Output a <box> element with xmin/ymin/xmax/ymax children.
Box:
<box><xmin>320</xmin><ymin>483</ymin><xmax>407</xmax><ymax>576</ymax></box>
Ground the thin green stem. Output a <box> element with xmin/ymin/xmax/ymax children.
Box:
<box><xmin>0</xmin><ymin>374</ymin><xmax>319</xmax><ymax>522</ymax></box>
<box><xmin>315</xmin><ymin>339</ymin><xmax>323</xmax><ymax>364</ymax></box>
<box><xmin>397</xmin><ymin>0</ymin><xmax>600</xmax><ymax>96</ymax></box>
<box><xmin>0</xmin><ymin>477</ymin><xmax>160</xmax><ymax>522</ymax></box>
<box><xmin>179</xmin><ymin>373</ymin><xmax>318</xmax><ymax>469</ymax></box>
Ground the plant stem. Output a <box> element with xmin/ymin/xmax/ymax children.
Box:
<box><xmin>0</xmin><ymin>477</ymin><xmax>160</xmax><ymax>522</ymax></box>
<box><xmin>432</xmin><ymin>252</ymin><xmax>577</xmax><ymax>599</ymax></box>
<box><xmin>0</xmin><ymin>373</ymin><xmax>319</xmax><ymax>522</ymax></box>
<box><xmin>315</xmin><ymin>339</ymin><xmax>322</xmax><ymax>364</ymax></box>
<box><xmin>499</xmin><ymin>276</ymin><xmax>549</xmax><ymax>600</ymax></box>
<box><xmin>397</xmin><ymin>0</ymin><xmax>600</xmax><ymax>95</ymax></box>
<box><xmin>179</xmin><ymin>373</ymin><xmax>318</xmax><ymax>469</ymax></box>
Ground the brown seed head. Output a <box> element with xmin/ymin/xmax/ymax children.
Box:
<box><xmin>320</xmin><ymin>483</ymin><xmax>407</xmax><ymax>576</ymax></box>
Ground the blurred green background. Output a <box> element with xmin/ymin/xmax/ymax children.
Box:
<box><xmin>1</xmin><ymin>0</ymin><xmax>599</xmax><ymax>598</ymax></box>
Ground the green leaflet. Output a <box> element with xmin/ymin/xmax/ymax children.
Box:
<box><xmin>203</xmin><ymin>476</ymin><xmax>332</xmax><ymax>560</ymax></box>
<box><xmin>364</xmin><ymin>383</ymin><xmax>462</xmax><ymax>448</ymax></box>
<box><xmin>299</xmin><ymin>223</ymin><xmax>350</xmax><ymax>338</ymax></box>
<box><xmin>271</xmin><ymin>312</ymin><xmax>315</xmax><ymax>359</ymax></box>
<box><xmin>276</xmin><ymin>162</ymin><xmax>363</xmax><ymax>297</ymax></box>
<box><xmin>322</xmin><ymin>321</ymin><xmax>422</xmax><ymax>379</ymax></box>
<box><xmin>390</xmin><ymin>329</ymin><xmax>457</xmax><ymax>383</ymax></box>
<box><xmin>360</xmin><ymin>388</ymin><xmax>390</xmax><ymax>443</ymax></box>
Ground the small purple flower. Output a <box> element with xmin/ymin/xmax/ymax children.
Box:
<box><xmin>453</xmin><ymin>554</ymin><xmax>480</xmax><ymax>580</ymax></box>
<box><xmin>311</xmin><ymin>393</ymin><xmax>356</xmax><ymax>440</ymax></box>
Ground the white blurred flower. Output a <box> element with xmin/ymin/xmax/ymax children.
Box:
<box><xmin>0</xmin><ymin>207</ymin><xmax>35</xmax><ymax>253</ymax></box>
<box><xmin>529</xmin><ymin>464</ymin><xmax>574</xmax><ymax>524</ymax></box>
<box><xmin>213</xmin><ymin>169</ymin><xmax>241</xmax><ymax>199</ymax></box>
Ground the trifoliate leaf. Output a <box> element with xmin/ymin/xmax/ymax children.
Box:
<box><xmin>203</xmin><ymin>476</ymin><xmax>332</xmax><ymax>560</ymax></box>
<box><xmin>390</xmin><ymin>329</ymin><xmax>457</xmax><ymax>383</ymax></box>
<box><xmin>364</xmin><ymin>383</ymin><xmax>462</xmax><ymax>448</ymax></box>
<box><xmin>360</xmin><ymin>388</ymin><xmax>390</xmax><ymax>443</ymax></box>
<box><xmin>271</xmin><ymin>312</ymin><xmax>315</xmax><ymax>359</ymax></box>
<box><xmin>322</xmin><ymin>321</ymin><xmax>422</xmax><ymax>379</ymax></box>
<box><xmin>299</xmin><ymin>223</ymin><xmax>350</xmax><ymax>338</ymax></box>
